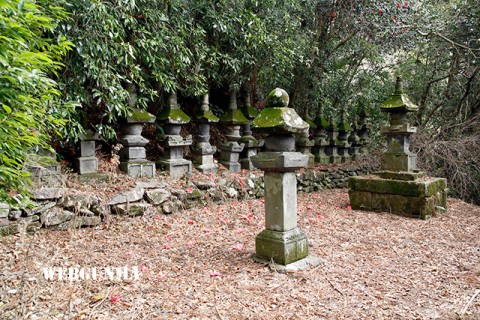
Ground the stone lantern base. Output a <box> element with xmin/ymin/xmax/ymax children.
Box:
<box><xmin>119</xmin><ymin>160</ymin><xmax>155</xmax><ymax>178</ymax></box>
<box><xmin>157</xmin><ymin>158</ymin><xmax>192</xmax><ymax>178</ymax></box>
<box><xmin>348</xmin><ymin>171</ymin><xmax>447</xmax><ymax>220</ymax></box>
<box><xmin>255</xmin><ymin>228</ymin><xmax>308</xmax><ymax>265</ymax></box>
<box><xmin>74</xmin><ymin>157</ymin><xmax>98</xmax><ymax>174</ymax></box>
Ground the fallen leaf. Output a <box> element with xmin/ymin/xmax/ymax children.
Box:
<box><xmin>231</xmin><ymin>243</ymin><xmax>244</xmax><ymax>251</ymax></box>
<box><xmin>109</xmin><ymin>295</ymin><xmax>121</xmax><ymax>303</ymax></box>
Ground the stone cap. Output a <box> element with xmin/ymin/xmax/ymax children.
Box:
<box><xmin>265</xmin><ymin>88</ymin><xmax>289</xmax><ymax>108</ymax></box>
<box><xmin>219</xmin><ymin>109</ymin><xmax>249</xmax><ymax>125</ymax></box>
<box><xmin>251</xmin><ymin>152</ymin><xmax>309</xmax><ymax>171</ymax></box>
<box><xmin>337</xmin><ymin>110</ymin><xmax>351</xmax><ymax>132</ymax></box>
<box><xmin>195</xmin><ymin>94</ymin><xmax>219</xmax><ymax>123</ymax></box>
<box><xmin>157</xmin><ymin>92</ymin><xmax>191</xmax><ymax>124</ymax></box>
<box><xmin>241</xmin><ymin>105</ymin><xmax>259</xmax><ymax>120</ymax></box>
<box><xmin>381</xmin><ymin>77</ymin><xmax>419</xmax><ymax>113</ymax></box>
<box><xmin>126</xmin><ymin>107</ymin><xmax>156</xmax><ymax>124</ymax></box>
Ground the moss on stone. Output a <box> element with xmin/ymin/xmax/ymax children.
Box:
<box><xmin>266</xmin><ymin>88</ymin><xmax>290</xmax><ymax>108</ymax></box>
<box><xmin>157</xmin><ymin>107</ymin><xmax>191</xmax><ymax>124</ymax></box>
<box><xmin>252</xmin><ymin>107</ymin><xmax>309</xmax><ymax>134</ymax></box>
<box><xmin>219</xmin><ymin>109</ymin><xmax>248</xmax><ymax>124</ymax></box>
<box><xmin>195</xmin><ymin>109</ymin><xmax>219</xmax><ymax>123</ymax></box>
<box><xmin>127</xmin><ymin>107</ymin><xmax>156</xmax><ymax>123</ymax></box>
<box><xmin>241</xmin><ymin>106</ymin><xmax>259</xmax><ymax>119</ymax></box>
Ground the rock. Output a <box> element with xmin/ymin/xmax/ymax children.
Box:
<box><xmin>217</xmin><ymin>179</ymin><xmax>228</xmax><ymax>187</ymax></box>
<box><xmin>31</xmin><ymin>188</ymin><xmax>65</xmax><ymax>200</ymax></box>
<box><xmin>247</xmin><ymin>179</ymin><xmax>255</xmax><ymax>189</ymax></box>
<box><xmin>145</xmin><ymin>189</ymin><xmax>171</xmax><ymax>205</ymax></box>
<box><xmin>108</xmin><ymin>188</ymin><xmax>145</xmax><ymax>205</ymax></box>
<box><xmin>73</xmin><ymin>216</ymin><xmax>102</xmax><ymax>228</ymax></box>
<box><xmin>111</xmin><ymin>202</ymin><xmax>151</xmax><ymax>216</ymax></box>
<box><xmin>225</xmin><ymin>187</ymin><xmax>238</xmax><ymax>198</ymax></box>
<box><xmin>59</xmin><ymin>192</ymin><xmax>101</xmax><ymax>211</ymax></box>
<box><xmin>170</xmin><ymin>189</ymin><xmax>187</xmax><ymax>200</ymax></box>
<box><xmin>8</xmin><ymin>210</ymin><xmax>22</xmax><ymax>221</ymax></box>
<box><xmin>0</xmin><ymin>203</ymin><xmax>9</xmax><ymax>219</ymax></box>
<box><xmin>79</xmin><ymin>208</ymin><xmax>95</xmax><ymax>216</ymax></box>
<box><xmin>135</xmin><ymin>180</ymin><xmax>167</xmax><ymax>189</ymax></box>
<box><xmin>41</xmin><ymin>207</ymin><xmax>74</xmax><ymax>227</ymax></box>
<box><xmin>193</xmin><ymin>180</ymin><xmax>216</xmax><ymax>190</ymax></box>
<box><xmin>0</xmin><ymin>222</ymin><xmax>18</xmax><ymax>236</ymax></box>
<box><xmin>26</xmin><ymin>201</ymin><xmax>56</xmax><ymax>216</ymax></box>
<box><xmin>161</xmin><ymin>201</ymin><xmax>177</xmax><ymax>214</ymax></box>
<box><xmin>90</xmin><ymin>203</ymin><xmax>107</xmax><ymax>217</ymax></box>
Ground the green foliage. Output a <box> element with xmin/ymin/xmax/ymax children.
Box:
<box><xmin>0</xmin><ymin>0</ymin><xmax>74</xmax><ymax>201</ymax></box>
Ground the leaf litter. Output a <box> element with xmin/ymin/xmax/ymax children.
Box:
<box><xmin>0</xmin><ymin>186</ymin><xmax>479</xmax><ymax>319</ymax></box>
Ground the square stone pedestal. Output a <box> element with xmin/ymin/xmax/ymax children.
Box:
<box><xmin>349</xmin><ymin>171</ymin><xmax>448</xmax><ymax>219</ymax></box>
<box><xmin>119</xmin><ymin>160</ymin><xmax>155</xmax><ymax>178</ymax></box>
<box><xmin>74</xmin><ymin>157</ymin><xmax>98</xmax><ymax>174</ymax></box>
<box><xmin>157</xmin><ymin>158</ymin><xmax>192</xmax><ymax>178</ymax></box>
<box><xmin>255</xmin><ymin>228</ymin><xmax>308</xmax><ymax>265</ymax></box>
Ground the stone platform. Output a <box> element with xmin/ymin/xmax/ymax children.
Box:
<box><xmin>348</xmin><ymin>171</ymin><xmax>447</xmax><ymax>220</ymax></box>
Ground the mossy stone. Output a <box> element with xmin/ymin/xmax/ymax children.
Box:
<box><xmin>127</xmin><ymin>108</ymin><xmax>156</xmax><ymax>123</ymax></box>
<box><xmin>381</xmin><ymin>78</ymin><xmax>419</xmax><ymax>112</ymax></box>
<box><xmin>219</xmin><ymin>109</ymin><xmax>248</xmax><ymax>125</ymax></box>
<box><xmin>195</xmin><ymin>109</ymin><xmax>219</xmax><ymax>123</ymax></box>
<box><xmin>266</xmin><ymin>88</ymin><xmax>289</xmax><ymax>108</ymax></box>
<box><xmin>252</xmin><ymin>107</ymin><xmax>309</xmax><ymax>134</ymax></box>
<box><xmin>157</xmin><ymin>108</ymin><xmax>191</xmax><ymax>124</ymax></box>
<box><xmin>241</xmin><ymin>106</ymin><xmax>260</xmax><ymax>119</ymax></box>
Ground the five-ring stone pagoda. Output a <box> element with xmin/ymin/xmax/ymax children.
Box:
<box><xmin>251</xmin><ymin>88</ymin><xmax>323</xmax><ymax>270</ymax></box>
<box><xmin>349</xmin><ymin>77</ymin><xmax>448</xmax><ymax>219</ymax></box>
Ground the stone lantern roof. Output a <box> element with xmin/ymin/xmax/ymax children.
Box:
<box><xmin>195</xmin><ymin>94</ymin><xmax>219</xmax><ymax>123</ymax></box>
<box><xmin>381</xmin><ymin>77</ymin><xmax>419</xmax><ymax>113</ymax></box>
<box><xmin>126</xmin><ymin>107</ymin><xmax>156</xmax><ymax>124</ymax></box>
<box><xmin>157</xmin><ymin>92</ymin><xmax>191</xmax><ymax>125</ymax></box>
<box><xmin>251</xmin><ymin>88</ymin><xmax>309</xmax><ymax>135</ymax></box>
<box><xmin>313</xmin><ymin>105</ymin><xmax>329</xmax><ymax>129</ymax></box>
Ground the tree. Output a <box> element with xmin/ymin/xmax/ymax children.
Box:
<box><xmin>0</xmin><ymin>0</ymin><xmax>74</xmax><ymax>202</ymax></box>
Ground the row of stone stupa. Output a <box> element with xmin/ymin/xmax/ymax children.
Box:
<box><xmin>75</xmin><ymin>87</ymin><xmax>371</xmax><ymax>178</ymax></box>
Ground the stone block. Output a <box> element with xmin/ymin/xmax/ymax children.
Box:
<box><xmin>349</xmin><ymin>176</ymin><xmax>447</xmax><ymax>197</ymax></box>
<box><xmin>32</xmin><ymin>188</ymin><xmax>65</xmax><ymax>200</ymax></box>
<box><xmin>112</xmin><ymin>202</ymin><xmax>151</xmax><ymax>216</ymax></box>
<box><xmin>264</xmin><ymin>172</ymin><xmax>297</xmax><ymax>232</ymax></box>
<box><xmin>251</xmin><ymin>152</ymin><xmax>309</xmax><ymax>171</ymax></box>
<box><xmin>255</xmin><ymin>228</ymin><xmax>309</xmax><ymax>265</ymax></box>
<box><xmin>120</xmin><ymin>147</ymin><xmax>146</xmax><ymax>160</ymax></box>
<box><xmin>145</xmin><ymin>189</ymin><xmax>171</xmax><ymax>205</ymax></box>
<box><xmin>108</xmin><ymin>188</ymin><xmax>145</xmax><ymax>205</ymax></box>
<box><xmin>41</xmin><ymin>207</ymin><xmax>74</xmax><ymax>227</ymax></box>
<box><xmin>74</xmin><ymin>157</ymin><xmax>98</xmax><ymax>174</ymax></box>
<box><xmin>80</xmin><ymin>141</ymin><xmax>96</xmax><ymax>157</ymax></box>
<box><xmin>0</xmin><ymin>203</ymin><xmax>9</xmax><ymax>219</ymax></box>
<box><xmin>157</xmin><ymin>158</ymin><xmax>192</xmax><ymax>178</ymax></box>
<box><xmin>119</xmin><ymin>161</ymin><xmax>155</xmax><ymax>178</ymax></box>
<box><xmin>381</xmin><ymin>152</ymin><xmax>417</xmax><ymax>172</ymax></box>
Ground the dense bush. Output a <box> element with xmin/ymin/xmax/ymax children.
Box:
<box><xmin>0</xmin><ymin>0</ymin><xmax>75</xmax><ymax>202</ymax></box>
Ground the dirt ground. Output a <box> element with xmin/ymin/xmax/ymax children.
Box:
<box><xmin>1</xmin><ymin>187</ymin><xmax>479</xmax><ymax>319</ymax></box>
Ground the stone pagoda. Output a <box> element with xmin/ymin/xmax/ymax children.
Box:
<box><xmin>312</xmin><ymin>105</ymin><xmax>330</xmax><ymax>164</ymax></box>
<box><xmin>296</xmin><ymin>108</ymin><xmax>315</xmax><ymax>166</ymax></box>
<box><xmin>192</xmin><ymin>94</ymin><xmax>219</xmax><ymax>173</ymax></box>
<box><xmin>251</xmin><ymin>88</ymin><xmax>322</xmax><ymax>270</ymax></box>
<box><xmin>74</xmin><ymin>130</ymin><xmax>99</xmax><ymax>174</ymax></box>
<box><xmin>118</xmin><ymin>107</ymin><xmax>156</xmax><ymax>178</ymax></box>
<box><xmin>348</xmin><ymin>116</ymin><xmax>361</xmax><ymax>160</ymax></box>
<box><xmin>325</xmin><ymin>115</ymin><xmax>341</xmax><ymax>164</ymax></box>
<box><xmin>157</xmin><ymin>91</ymin><xmax>193</xmax><ymax>178</ymax></box>
<box><xmin>349</xmin><ymin>77</ymin><xmax>448</xmax><ymax>219</ymax></box>
<box><xmin>219</xmin><ymin>90</ymin><xmax>248</xmax><ymax>172</ymax></box>
<box><xmin>239</xmin><ymin>87</ymin><xmax>264</xmax><ymax>170</ymax></box>
<box><xmin>336</xmin><ymin>109</ymin><xmax>352</xmax><ymax>163</ymax></box>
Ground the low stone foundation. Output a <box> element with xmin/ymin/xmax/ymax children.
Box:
<box><xmin>349</xmin><ymin>172</ymin><xmax>448</xmax><ymax>219</ymax></box>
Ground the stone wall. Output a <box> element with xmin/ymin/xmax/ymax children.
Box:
<box><xmin>0</xmin><ymin>163</ymin><xmax>373</xmax><ymax>236</ymax></box>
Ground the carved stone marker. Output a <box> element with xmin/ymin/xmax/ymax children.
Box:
<box><xmin>349</xmin><ymin>77</ymin><xmax>448</xmax><ymax>219</ymax></box>
<box><xmin>252</xmin><ymin>88</ymin><xmax>322</xmax><ymax>270</ymax></box>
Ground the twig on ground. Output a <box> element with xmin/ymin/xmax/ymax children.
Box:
<box><xmin>459</xmin><ymin>288</ymin><xmax>480</xmax><ymax>318</ymax></box>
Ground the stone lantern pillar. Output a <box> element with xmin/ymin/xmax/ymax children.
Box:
<box><xmin>239</xmin><ymin>87</ymin><xmax>264</xmax><ymax>170</ymax></box>
<box><xmin>74</xmin><ymin>130</ymin><xmax>99</xmax><ymax>174</ymax></box>
<box><xmin>251</xmin><ymin>88</ymin><xmax>321</xmax><ymax>269</ymax></box>
<box><xmin>157</xmin><ymin>91</ymin><xmax>193</xmax><ymax>178</ymax></box>
<box><xmin>336</xmin><ymin>109</ymin><xmax>352</xmax><ymax>163</ymax></box>
<box><xmin>348</xmin><ymin>77</ymin><xmax>448</xmax><ymax>219</ymax></box>
<box><xmin>312</xmin><ymin>105</ymin><xmax>330</xmax><ymax>164</ymax></box>
<box><xmin>219</xmin><ymin>90</ymin><xmax>248</xmax><ymax>172</ymax></box>
<box><xmin>192</xmin><ymin>94</ymin><xmax>219</xmax><ymax>173</ymax></box>
<box><xmin>118</xmin><ymin>108</ymin><xmax>156</xmax><ymax>178</ymax></box>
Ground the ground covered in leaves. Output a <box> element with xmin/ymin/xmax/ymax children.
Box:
<box><xmin>1</xmin><ymin>184</ymin><xmax>479</xmax><ymax>319</ymax></box>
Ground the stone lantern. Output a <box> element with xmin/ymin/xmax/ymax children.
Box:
<box><xmin>219</xmin><ymin>90</ymin><xmax>248</xmax><ymax>172</ymax></box>
<box><xmin>192</xmin><ymin>94</ymin><xmax>219</xmax><ymax>173</ymax></box>
<box><xmin>251</xmin><ymin>88</ymin><xmax>322</xmax><ymax>269</ymax></box>
<box><xmin>357</xmin><ymin>106</ymin><xmax>370</xmax><ymax>158</ymax></box>
<box><xmin>295</xmin><ymin>109</ymin><xmax>315</xmax><ymax>167</ymax></box>
<box><xmin>380</xmin><ymin>77</ymin><xmax>418</xmax><ymax>171</ymax></box>
<box><xmin>348</xmin><ymin>77</ymin><xmax>448</xmax><ymax>219</ymax></box>
<box><xmin>325</xmin><ymin>115</ymin><xmax>341</xmax><ymax>164</ymax></box>
<box><xmin>348</xmin><ymin>116</ymin><xmax>361</xmax><ymax>160</ymax></box>
<box><xmin>74</xmin><ymin>130</ymin><xmax>99</xmax><ymax>174</ymax></box>
<box><xmin>157</xmin><ymin>91</ymin><xmax>193</xmax><ymax>178</ymax></box>
<box><xmin>312</xmin><ymin>105</ymin><xmax>330</xmax><ymax>164</ymax></box>
<box><xmin>118</xmin><ymin>108</ymin><xmax>156</xmax><ymax>178</ymax></box>
<box><xmin>239</xmin><ymin>87</ymin><xmax>264</xmax><ymax>170</ymax></box>
<box><xmin>336</xmin><ymin>109</ymin><xmax>352</xmax><ymax>163</ymax></box>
